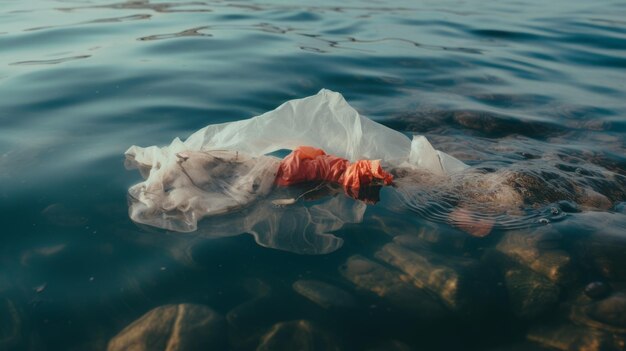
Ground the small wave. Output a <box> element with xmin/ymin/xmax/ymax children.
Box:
<box><xmin>24</xmin><ymin>14</ymin><xmax>152</xmax><ymax>32</ymax></box>
<box><xmin>57</xmin><ymin>1</ymin><xmax>212</xmax><ymax>13</ymax></box>
<box><xmin>387</xmin><ymin>157</ymin><xmax>625</xmax><ymax>233</ymax></box>
<box><xmin>138</xmin><ymin>26</ymin><xmax>211</xmax><ymax>41</ymax></box>
<box><xmin>9</xmin><ymin>55</ymin><xmax>91</xmax><ymax>66</ymax></box>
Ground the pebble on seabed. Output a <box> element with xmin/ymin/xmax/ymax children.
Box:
<box><xmin>292</xmin><ymin>279</ymin><xmax>357</xmax><ymax>310</ymax></box>
<box><xmin>339</xmin><ymin>255</ymin><xmax>449</xmax><ymax>318</ymax></box>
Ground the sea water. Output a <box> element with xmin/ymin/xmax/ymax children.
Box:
<box><xmin>1</xmin><ymin>1</ymin><xmax>625</xmax><ymax>350</ymax></box>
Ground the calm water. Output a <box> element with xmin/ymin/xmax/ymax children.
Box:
<box><xmin>1</xmin><ymin>0</ymin><xmax>626</xmax><ymax>350</ymax></box>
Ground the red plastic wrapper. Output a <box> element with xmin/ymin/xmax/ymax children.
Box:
<box><xmin>275</xmin><ymin>146</ymin><xmax>393</xmax><ymax>199</ymax></box>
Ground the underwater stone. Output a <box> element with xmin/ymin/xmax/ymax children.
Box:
<box><xmin>586</xmin><ymin>293</ymin><xmax>626</xmax><ymax>329</ymax></box>
<box><xmin>571</xmin><ymin>292</ymin><xmax>626</xmax><ymax>335</ymax></box>
<box><xmin>339</xmin><ymin>255</ymin><xmax>447</xmax><ymax>317</ymax></box>
<box><xmin>292</xmin><ymin>280</ymin><xmax>357</xmax><ymax>309</ymax></box>
<box><xmin>256</xmin><ymin>320</ymin><xmax>341</xmax><ymax>351</ymax></box>
<box><xmin>582</xmin><ymin>228</ymin><xmax>626</xmax><ymax>281</ymax></box>
<box><xmin>418</xmin><ymin>228</ymin><xmax>467</xmax><ymax>250</ymax></box>
<box><xmin>496</xmin><ymin>228</ymin><xmax>575</xmax><ymax>285</ymax></box>
<box><xmin>392</xmin><ymin>233</ymin><xmax>428</xmax><ymax>251</ymax></box>
<box><xmin>107</xmin><ymin>304</ymin><xmax>226</xmax><ymax>351</ymax></box>
<box><xmin>527</xmin><ymin>322</ymin><xmax>626</xmax><ymax>351</ymax></box>
<box><xmin>226</xmin><ymin>288</ymin><xmax>290</xmax><ymax>351</ymax></box>
<box><xmin>374</xmin><ymin>243</ymin><xmax>493</xmax><ymax>315</ymax></box>
<box><xmin>368</xmin><ymin>214</ymin><xmax>421</xmax><ymax>238</ymax></box>
<box><xmin>584</xmin><ymin>281</ymin><xmax>612</xmax><ymax>300</ymax></box>
<box><xmin>448</xmin><ymin>208</ymin><xmax>495</xmax><ymax>237</ymax></box>
<box><xmin>226</xmin><ymin>282</ymin><xmax>276</xmax><ymax>333</ymax></box>
<box><xmin>504</xmin><ymin>268</ymin><xmax>560</xmax><ymax>320</ymax></box>
<box><xmin>504</xmin><ymin>170</ymin><xmax>576</xmax><ymax>205</ymax></box>
<box><xmin>575</xmin><ymin>187</ymin><xmax>613</xmax><ymax>210</ymax></box>
<box><xmin>394</xmin><ymin>226</ymin><xmax>467</xmax><ymax>252</ymax></box>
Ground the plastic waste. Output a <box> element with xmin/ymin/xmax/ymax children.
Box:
<box><xmin>275</xmin><ymin>146</ymin><xmax>394</xmax><ymax>198</ymax></box>
<box><xmin>197</xmin><ymin>194</ymin><xmax>365</xmax><ymax>254</ymax></box>
<box><xmin>125</xmin><ymin>89</ymin><xmax>468</xmax><ymax>233</ymax></box>
<box><xmin>127</xmin><ymin>150</ymin><xmax>279</xmax><ymax>232</ymax></box>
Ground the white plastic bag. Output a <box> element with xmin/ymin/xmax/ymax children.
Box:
<box><xmin>127</xmin><ymin>149</ymin><xmax>280</xmax><ymax>232</ymax></box>
<box><xmin>125</xmin><ymin>89</ymin><xmax>467</xmax><ymax>232</ymax></box>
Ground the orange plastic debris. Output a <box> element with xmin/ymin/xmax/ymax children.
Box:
<box><xmin>275</xmin><ymin>146</ymin><xmax>393</xmax><ymax>198</ymax></box>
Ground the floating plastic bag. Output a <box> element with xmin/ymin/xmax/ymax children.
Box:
<box><xmin>125</xmin><ymin>89</ymin><xmax>468</xmax><ymax>232</ymax></box>
<box><xmin>127</xmin><ymin>149</ymin><xmax>279</xmax><ymax>232</ymax></box>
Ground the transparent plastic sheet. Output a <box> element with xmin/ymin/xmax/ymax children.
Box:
<box><xmin>126</xmin><ymin>149</ymin><xmax>280</xmax><ymax>232</ymax></box>
<box><xmin>193</xmin><ymin>194</ymin><xmax>366</xmax><ymax>255</ymax></box>
<box><xmin>125</xmin><ymin>89</ymin><xmax>468</xmax><ymax>251</ymax></box>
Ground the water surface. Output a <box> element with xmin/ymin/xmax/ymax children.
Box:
<box><xmin>1</xmin><ymin>0</ymin><xmax>625</xmax><ymax>350</ymax></box>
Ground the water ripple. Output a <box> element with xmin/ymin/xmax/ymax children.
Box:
<box><xmin>24</xmin><ymin>14</ymin><xmax>152</xmax><ymax>32</ymax></box>
<box><xmin>57</xmin><ymin>0</ymin><xmax>213</xmax><ymax>13</ymax></box>
<box><xmin>9</xmin><ymin>55</ymin><xmax>91</xmax><ymax>66</ymax></box>
<box><xmin>1</xmin><ymin>1</ymin><xmax>626</xmax><ymax>349</ymax></box>
<box><xmin>138</xmin><ymin>26</ymin><xmax>211</xmax><ymax>41</ymax></box>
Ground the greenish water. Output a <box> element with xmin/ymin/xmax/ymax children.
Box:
<box><xmin>1</xmin><ymin>1</ymin><xmax>625</xmax><ymax>350</ymax></box>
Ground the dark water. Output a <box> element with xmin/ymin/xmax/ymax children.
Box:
<box><xmin>1</xmin><ymin>0</ymin><xmax>626</xmax><ymax>350</ymax></box>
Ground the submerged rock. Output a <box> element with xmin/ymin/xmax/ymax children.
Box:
<box><xmin>392</xmin><ymin>226</ymin><xmax>467</xmax><ymax>253</ymax></box>
<box><xmin>526</xmin><ymin>283</ymin><xmax>626</xmax><ymax>350</ymax></box>
<box><xmin>107</xmin><ymin>304</ymin><xmax>226</xmax><ymax>351</ymax></box>
<box><xmin>496</xmin><ymin>228</ymin><xmax>575</xmax><ymax>285</ymax></box>
<box><xmin>367</xmin><ymin>214</ymin><xmax>421</xmax><ymax>238</ymax></box>
<box><xmin>580</xmin><ymin>226</ymin><xmax>626</xmax><ymax>281</ymax></box>
<box><xmin>256</xmin><ymin>320</ymin><xmax>341</xmax><ymax>351</ymax></box>
<box><xmin>585</xmin><ymin>293</ymin><xmax>626</xmax><ymax>329</ymax></box>
<box><xmin>571</xmin><ymin>292</ymin><xmax>626</xmax><ymax>335</ymax></box>
<box><xmin>292</xmin><ymin>280</ymin><xmax>357</xmax><ymax>310</ymax></box>
<box><xmin>527</xmin><ymin>322</ymin><xmax>626</xmax><ymax>351</ymax></box>
<box><xmin>374</xmin><ymin>242</ymin><xmax>495</xmax><ymax>315</ymax></box>
<box><xmin>584</xmin><ymin>281</ymin><xmax>612</xmax><ymax>300</ymax></box>
<box><xmin>575</xmin><ymin>187</ymin><xmax>613</xmax><ymax>210</ymax></box>
<box><xmin>449</xmin><ymin>208</ymin><xmax>495</xmax><ymax>237</ymax></box>
<box><xmin>226</xmin><ymin>280</ymin><xmax>291</xmax><ymax>351</ymax></box>
<box><xmin>226</xmin><ymin>279</ymin><xmax>274</xmax><ymax>332</ymax></box>
<box><xmin>339</xmin><ymin>255</ymin><xmax>448</xmax><ymax>318</ymax></box>
<box><xmin>413</xmin><ymin>225</ymin><xmax>467</xmax><ymax>251</ymax></box>
<box><xmin>504</xmin><ymin>268</ymin><xmax>560</xmax><ymax>320</ymax></box>
<box><xmin>504</xmin><ymin>170</ymin><xmax>576</xmax><ymax>205</ymax></box>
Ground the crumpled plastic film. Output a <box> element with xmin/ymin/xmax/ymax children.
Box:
<box><xmin>125</xmin><ymin>89</ymin><xmax>468</xmax><ymax>232</ymax></box>
<box><xmin>126</xmin><ymin>149</ymin><xmax>280</xmax><ymax>232</ymax></box>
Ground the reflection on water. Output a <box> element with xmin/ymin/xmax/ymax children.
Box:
<box><xmin>1</xmin><ymin>0</ymin><xmax>626</xmax><ymax>350</ymax></box>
